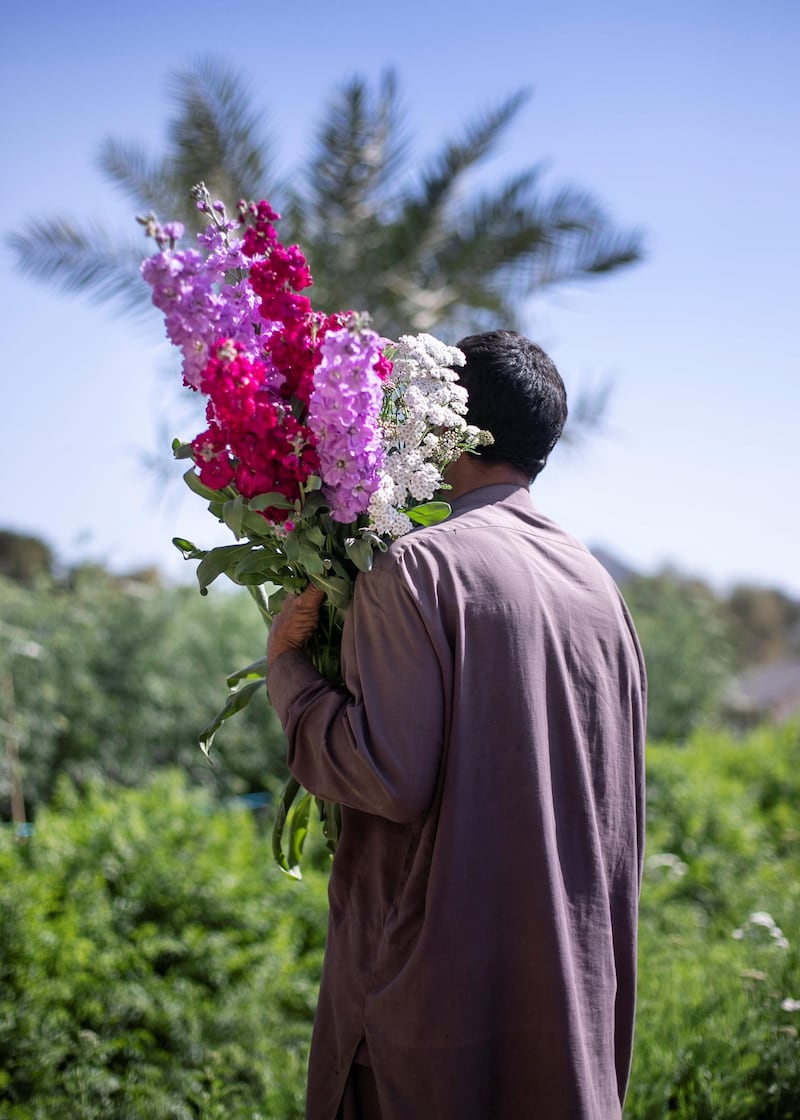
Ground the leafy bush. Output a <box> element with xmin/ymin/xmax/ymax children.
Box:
<box><xmin>624</xmin><ymin>574</ymin><xmax>734</xmax><ymax>741</ymax></box>
<box><xmin>627</xmin><ymin>723</ymin><xmax>800</xmax><ymax>1118</ymax></box>
<box><xmin>2</xmin><ymin>728</ymin><xmax>799</xmax><ymax>1117</ymax></box>
<box><xmin>0</xmin><ymin>572</ymin><xmax>286</xmax><ymax>816</ymax></box>
<box><xmin>0</xmin><ymin>772</ymin><xmax>328</xmax><ymax>1119</ymax></box>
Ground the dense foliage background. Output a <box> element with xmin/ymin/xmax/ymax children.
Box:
<box><xmin>1</xmin><ymin>542</ymin><xmax>799</xmax><ymax>1117</ymax></box>
<box><xmin>0</xmin><ymin>564</ymin><xmax>287</xmax><ymax>815</ymax></box>
<box><xmin>1</xmin><ymin>729</ymin><xmax>798</xmax><ymax>1118</ymax></box>
<box><xmin>631</xmin><ymin>725</ymin><xmax>800</xmax><ymax>1119</ymax></box>
<box><xmin>0</xmin><ymin>773</ymin><xmax>329</xmax><ymax>1118</ymax></box>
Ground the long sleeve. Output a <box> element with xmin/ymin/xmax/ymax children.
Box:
<box><xmin>266</xmin><ymin>556</ymin><xmax>446</xmax><ymax>823</ymax></box>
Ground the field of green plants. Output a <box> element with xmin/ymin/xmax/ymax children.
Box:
<box><xmin>0</xmin><ymin>773</ymin><xmax>328</xmax><ymax>1119</ymax></box>
<box><xmin>630</xmin><ymin>725</ymin><xmax>800</xmax><ymax>1118</ymax></box>
<box><xmin>1</xmin><ymin>724</ymin><xmax>798</xmax><ymax>1118</ymax></box>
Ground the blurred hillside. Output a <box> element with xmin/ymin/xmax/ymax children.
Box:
<box><xmin>591</xmin><ymin>544</ymin><xmax>800</xmax><ymax>734</ymax></box>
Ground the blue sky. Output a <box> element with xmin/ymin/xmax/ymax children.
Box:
<box><xmin>2</xmin><ymin>0</ymin><xmax>798</xmax><ymax>594</ymax></box>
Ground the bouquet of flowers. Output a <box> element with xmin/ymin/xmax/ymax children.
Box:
<box><xmin>140</xmin><ymin>184</ymin><xmax>491</xmax><ymax>874</ymax></box>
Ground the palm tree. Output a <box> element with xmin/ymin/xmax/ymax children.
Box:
<box><xmin>8</xmin><ymin>57</ymin><xmax>643</xmax><ymax>420</ymax></box>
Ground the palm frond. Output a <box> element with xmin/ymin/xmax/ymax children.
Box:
<box><xmin>384</xmin><ymin>90</ymin><xmax>530</xmax><ymax>266</ymax></box>
<box><xmin>419</xmin><ymin>88</ymin><xmax>530</xmax><ymax>214</ymax></box>
<box><xmin>166</xmin><ymin>55</ymin><xmax>273</xmax><ymax>213</ymax></box>
<box><xmin>305</xmin><ymin>70</ymin><xmax>407</xmax><ymax>224</ymax></box>
<box><xmin>416</xmin><ymin>170</ymin><xmax>545</xmax><ymax>279</ymax></box>
<box><xmin>7</xmin><ymin>218</ymin><xmax>148</xmax><ymax>314</ymax></box>
<box><xmin>560</xmin><ymin>225</ymin><xmax>644</xmax><ymax>277</ymax></box>
<box><xmin>296</xmin><ymin>72</ymin><xmax>410</xmax><ymax>314</ymax></box>
<box><xmin>431</xmin><ymin>179</ymin><xmax>643</xmax><ymax>315</ymax></box>
<box><xmin>96</xmin><ymin>138</ymin><xmax>179</xmax><ymax>217</ymax></box>
<box><xmin>527</xmin><ymin>224</ymin><xmax>645</xmax><ymax>291</ymax></box>
<box><xmin>513</xmin><ymin>186</ymin><xmax>645</xmax><ymax>288</ymax></box>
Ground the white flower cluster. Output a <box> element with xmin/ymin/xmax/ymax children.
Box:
<box><xmin>645</xmin><ymin>852</ymin><xmax>689</xmax><ymax>879</ymax></box>
<box><xmin>367</xmin><ymin>333</ymin><xmax>493</xmax><ymax>538</ymax></box>
<box><xmin>731</xmin><ymin>910</ymin><xmax>790</xmax><ymax>950</ymax></box>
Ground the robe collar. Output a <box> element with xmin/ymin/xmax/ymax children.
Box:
<box><xmin>448</xmin><ymin>482</ymin><xmax>534</xmax><ymax>518</ymax></box>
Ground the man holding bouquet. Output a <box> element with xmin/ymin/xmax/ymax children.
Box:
<box><xmin>267</xmin><ymin>330</ymin><xmax>646</xmax><ymax>1120</ymax></box>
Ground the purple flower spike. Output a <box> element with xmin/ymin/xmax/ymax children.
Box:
<box><xmin>308</xmin><ymin>328</ymin><xmax>385</xmax><ymax>523</ymax></box>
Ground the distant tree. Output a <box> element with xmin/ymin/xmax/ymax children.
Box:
<box><xmin>0</xmin><ymin>530</ymin><xmax>53</xmax><ymax>585</ymax></box>
<box><xmin>8</xmin><ymin>58</ymin><xmax>643</xmax><ymax>433</ymax></box>
<box><xmin>723</xmin><ymin>584</ymin><xmax>800</xmax><ymax>668</ymax></box>
<box><xmin>624</xmin><ymin>574</ymin><xmax>733</xmax><ymax>741</ymax></box>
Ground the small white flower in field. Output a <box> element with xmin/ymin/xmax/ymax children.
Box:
<box><xmin>731</xmin><ymin>911</ymin><xmax>789</xmax><ymax>950</ymax></box>
<box><xmin>646</xmin><ymin>852</ymin><xmax>688</xmax><ymax>879</ymax></box>
<box><xmin>781</xmin><ymin>998</ymin><xmax>800</xmax><ymax>1012</ymax></box>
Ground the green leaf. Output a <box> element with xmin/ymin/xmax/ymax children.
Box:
<box><xmin>233</xmin><ymin>550</ymin><xmax>285</xmax><ymax>586</ymax></box>
<box><xmin>329</xmin><ymin>555</ymin><xmax>355</xmax><ymax>580</ymax></box>
<box><xmin>316</xmin><ymin>797</ymin><xmax>342</xmax><ymax>855</ymax></box>
<box><xmin>233</xmin><ymin>548</ymin><xmax>278</xmax><ymax>574</ymax></box>
<box><xmin>235</xmin><ymin>571</ymin><xmax>273</xmax><ymax>587</ymax></box>
<box><xmin>226</xmin><ymin>656</ymin><xmax>268</xmax><ymax>688</ymax></box>
<box><xmin>304</xmin><ymin>475</ymin><xmax>322</xmax><ymax>491</ymax></box>
<box><xmin>172</xmin><ymin>440</ymin><xmax>194</xmax><ymax>460</ymax></box>
<box><xmin>405</xmin><ymin>501</ymin><xmax>452</xmax><ymax>526</ymax></box>
<box><xmin>268</xmin><ymin>587</ymin><xmax>288</xmax><ymax>616</ymax></box>
<box><xmin>197</xmin><ymin>678</ymin><xmax>264</xmax><ymax>757</ymax></box>
<box><xmin>223</xmin><ymin>496</ymin><xmax>245</xmax><ymax>538</ymax></box>
<box><xmin>310</xmin><ymin>573</ymin><xmax>353</xmax><ymax>610</ymax></box>
<box><xmin>295</xmin><ymin>491</ymin><xmax>329</xmax><ymax>521</ymax></box>
<box><xmin>271</xmin><ymin>776</ymin><xmax>303</xmax><ymax>878</ymax></box>
<box><xmin>345</xmin><ymin>537</ymin><xmax>374</xmax><ymax>572</ymax></box>
<box><xmin>360</xmin><ymin>529</ymin><xmax>389</xmax><ymax>552</ymax></box>
<box><xmin>196</xmin><ymin>543</ymin><xmax>252</xmax><ymax>592</ymax></box>
<box><xmin>286</xmin><ymin>792</ymin><xmax>313</xmax><ymax>877</ymax></box>
<box><xmin>304</xmin><ymin>524</ymin><xmax>326</xmax><ymax>548</ymax></box>
<box><xmin>183</xmin><ymin>467</ymin><xmax>230</xmax><ymax>502</ymax></box>
<box><xmin>283</xmin><ymin>532</ymin><xmax>300</xmax><ymax>563</ymax></box>
<box><xmin>240</xmin><ymin>509</ymin><xmax>275</xmax><ymax>537</ymax></box>
<box><xmin>297</xmin><ymin>544</ymin><xmax>325</xmax><ymax>577</ymax></box>
<box><xmin>172</xmin><ymin>537</ymin><xmax>205</xmax><ymax>560</ymax></box>
<box><xmin>248</xmin><ymin>492</ymin><xmax>295</xmax><ymax>512</ymax></box>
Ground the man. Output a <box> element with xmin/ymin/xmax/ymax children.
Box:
<box><xmin>267</xmin><ymin>330</ymin><xmax>647</xmax><ymax>1119</ymax></box>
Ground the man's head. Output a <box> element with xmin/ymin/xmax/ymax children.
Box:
<box><xmin>455</xmin><ymin>330</ymin><xmax>568</xmax><ymax>482</ymax></box>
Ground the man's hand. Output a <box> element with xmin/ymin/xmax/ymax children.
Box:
<box><xmin>267</xmin><ymin>585</ymin><xmax>325</xmax><ymax>668</ymax></box>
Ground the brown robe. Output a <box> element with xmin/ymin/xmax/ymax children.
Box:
<box><xmin>267</xmin><ymin>484</ymin><xmax>646</xmax><ymax>1119</ymax></box>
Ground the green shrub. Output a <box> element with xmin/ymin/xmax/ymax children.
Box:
<box><xmin>627</xmin><ymin>724</ymin><xmax>800</xmax><ymax>1118</ymax></box>
<box><xmin>624</xmin><ymin>575</ymin><xmax>733</xmax><ymax>741</ymax></box>
<box><xmin>2</xmin><ymin>727</ymin><xmax>799</xmax><ymax>1117</ymax></box>
<box><xmin>0</xmin><ymin>772</ymin><xmax>328</xmax><ymax>1119</ymax></box>
<box><xmin>0</xmin><ymin>572</ymin><xmax>287</xmax><ymax>815</ymax></box>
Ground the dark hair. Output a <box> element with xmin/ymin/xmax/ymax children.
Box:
<box><xmin>455</xmin><ymin>330</ymin><xmax>568</xmax><ymax>481</ymax></box>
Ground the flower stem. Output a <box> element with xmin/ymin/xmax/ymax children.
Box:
<box><xmin>246</xmin><ymin>583</ymin><xmax>273</xmax><ymax>627</ymax></box>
